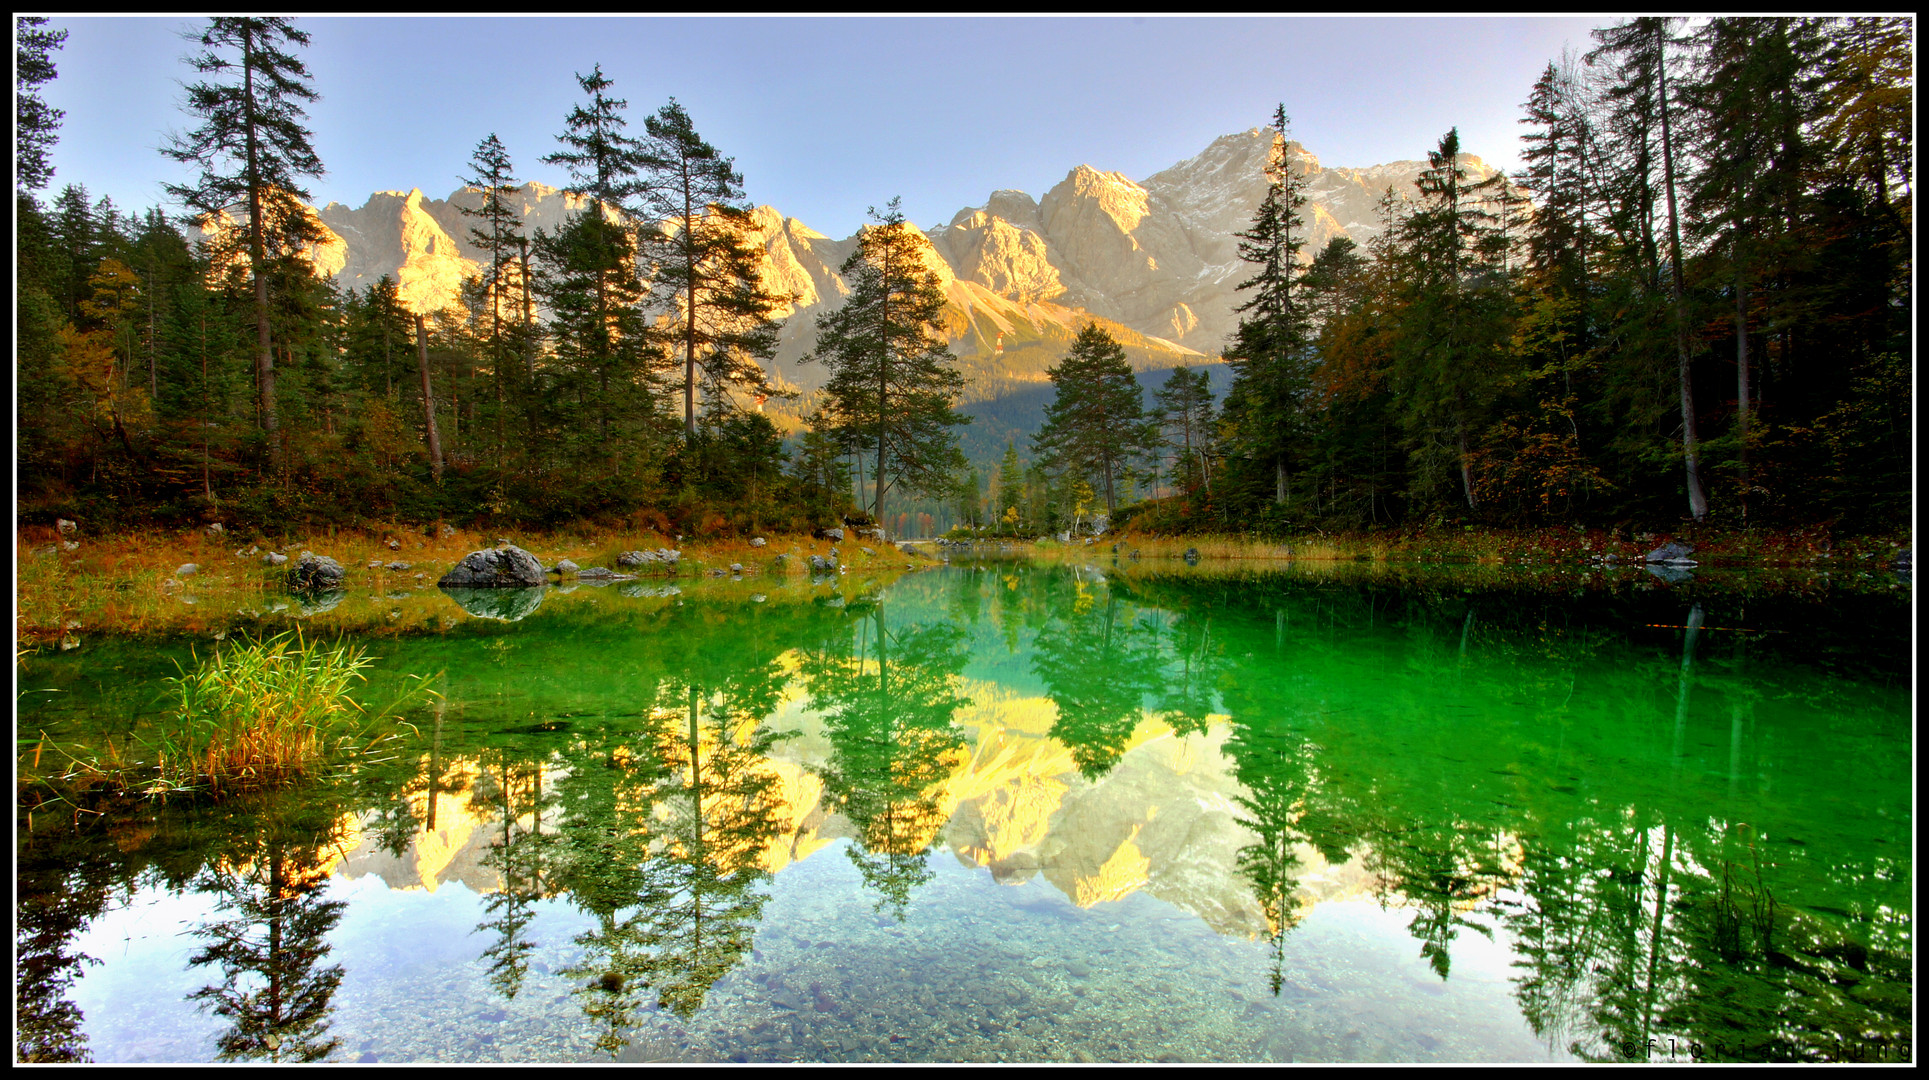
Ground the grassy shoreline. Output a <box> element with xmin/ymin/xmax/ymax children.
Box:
<box><xmin>15</xmin><ymin>524</ymin><xmax>923</xmax><ymax>637</ymax></box>
<box><xmin>950</xmin><ymin>523</ymin><xmax>1913</xmax><ymax>569</ymax></box>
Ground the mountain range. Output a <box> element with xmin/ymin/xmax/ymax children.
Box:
<box><xmin>257</xmin><ymin>129</ymin><xmax>1501</xmax><ymax>451</ymax></box>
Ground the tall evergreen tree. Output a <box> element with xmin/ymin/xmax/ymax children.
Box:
<box><xmin>539</xmin><ymin>65</ymin><xmax>660</xmax><ymax>449</ymax></box>
<box><xmin>456</xmin><ymin>133</ymin><xmax>522</xmax><ymax>396</ymax></box>
<box><xmin>995</xmin><ymin>441</ymin><xmax>1026</xmax><ymax>525</ymax></box>
<box><xmin>1588</xmin><ymin>17</ymin><xmax>1708</xmax><ymax>520</ymax></box>
<box><xmin>16</xmin><ymin>16</ymin><xmax>69</xmax><ymax>193</ymax></box>
<box><xmin>636</xmin><ymin>98</ymin><xmax>786</xmax><ymax>439</ymax></box>
<box><xmin>1152</xmin><ymin>366</ymin><xmax>1217</xmax><ymax>496</ymax></box>
<box><xmin>1032</xmin><ymin>323</ymin><xmax>1149</xmax><ymax>515</ymax></box>
<box><xmin>161</xmin><ymin>17</ymin><xmax>325</xmax><ymax>469</ymax></box>
<box><xmin>1220</xmin><ymin>105</ymin><xmax>1314</xmax><ymax>508</ymax></box>
<box><xmin>803</xmin><ymin>198</ymin><xmax>967</xmax><ymax>537</ymax></box>
<box><xmin>1385</xmin><ymin>127</ymin><xmax>1514</xmax><ymax>511</ymax></box>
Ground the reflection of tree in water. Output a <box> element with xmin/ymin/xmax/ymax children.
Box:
<box><xmin>185</xmin><ymin>797</ymin><xmax>354</xmax><ymax>1062</ymax></box>
<box><xmin>626</xmin><ymin>682</ymin><xmax>789</xmax><ymax>1021</ymax></box>
<box><xmin>16</xmin><ymin>849</ymin><xmax>117</xmax><ymax>1061</ymax></box>
<box><xmin>1366</xmin><ymin>819</ymin><xmax>1512</xmax><ymax>981</ymax></box>
<box><xmin>1221</xmin><ymin>721</ymin><xmax>1314</xmax><ymax>996</ymax></box>
<box><xmin>550</xmin><ymin>614</ymin><xmax>797</xmax><ymax>1054</ymax></box>
<box><xmin>1151</xmin><ymin>605</ymin><xmax>1225</xmax><ymax>736</ymax></box>
<box><xmin>803</xmin><ymin>603</ymin><xmax>968</xmax><ymax>919</ymax></box>
<box><xmin>1030</xmin><ymin>580</ymin><xmax>1161</xmax><ymax>779</ymax></box>
<box><xmin>472</xmin><ymin>751</ymin><xmax>560</xmax><ymax>1001</ymax></box>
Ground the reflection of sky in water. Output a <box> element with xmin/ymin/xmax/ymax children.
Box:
<box><xmin>68</xmin><ymin>841</ymin><xmax>1567</xmax><ymax>1063</ymax></box>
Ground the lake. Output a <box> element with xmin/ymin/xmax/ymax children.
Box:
<box><xmin>15</xmin><ymin>558</ymin><xmax>1914</xmax><ymax>1063</ymax></box>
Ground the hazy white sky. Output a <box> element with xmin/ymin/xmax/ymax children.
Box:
<box><xmin>30</xmin><ymin>15</ymin><xmax>1611</xmax><ymax>238</ymax></box>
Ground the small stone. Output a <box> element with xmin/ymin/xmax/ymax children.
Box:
<box><xmin>750</xmin><ymin>537</ymin><xmax>767</xmax><ymax>547</ymax></box>
<box><xmin>206</xmin><ymin>522</ymin><xmax>224</xmax><ymax>535</ymax></box>
<box><xmin>56</xmin><ymin>519</ymin><xmax>76</xmax><ymax>535</ymax></box>
<box><xmin>729</xmin><ymin>563</ymin><xmax>743</xmax><ymax>572</ymax></box>
<box><xmin>61</xmin><ymin>540</ymin><xmax>78</xmax><ymax>552</ymax></box>
<box><xmin>174</xmin><ymin>563</ymin><xmax>199</xmax><ymax>577</ymax></box>
<box><xmin>386</xmin><ymin>538</ymin><xmax>401</xmax><ymax>550</ymax></box>
<box><xmin>264</xmin><ymin>552</ymin><xmax>289</xmax><ymax>566</ymax></box>
<box><xmin>554</xmin><ymin>559</ymin><xmax>579</xmax><ymax>574</ymax></box>
<box><xmin>385</xmin><ymin>561</ymin><xmax>411</xmax><ymax>572</ymax></box>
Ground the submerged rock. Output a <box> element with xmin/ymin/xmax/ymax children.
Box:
<box><xmin>287</xmin><ymin>553</ymin><xmax>345</xmax><ymax>591</ymax></box>
<box><xmin>441</xmin><ymin>586</ymin><xmax>545</xmax><ymax>622</ymax></box>
<box><xmin>438</xmin><ymin>545</ymin><xmax>546</xmax><ymax>588</ymax></box>
<box><xmin>575</xmin><ymin>566</ymin><xmax>635</xmax><ymax>581</ymax></box>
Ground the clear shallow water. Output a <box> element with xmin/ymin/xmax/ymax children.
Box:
<box><xmin>16</xmin><ymin>562</ymin><xmax>1914</xmax><ymax>1063</ymax></box>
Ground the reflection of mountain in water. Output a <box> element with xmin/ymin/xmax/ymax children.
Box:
<box><xmin>440</xmin><ymin>586</ymin><xmax>546</xmax><ymax>622</ymax></box>
<box><xmin>328</xmin><ymin>679</ymin><xmax>1374</xmax><ymax>943</ymax></box>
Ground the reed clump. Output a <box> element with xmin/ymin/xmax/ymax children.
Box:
<box><xmin>152</xmin><ymin>629</ymin><xmax>424</xmax><ymax>797</ymax></box>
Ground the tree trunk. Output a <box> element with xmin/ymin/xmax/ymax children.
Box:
<box><xmin>684</xmin><ymin>171</ymin><xmax>699</xmax><ymax>441</ymax></box>
<box><xmin>417</xmin><ymin>314</ymin><xmax>444</xmax><ymax>483</ymax></box>
<box><xmin>242</xmin><ymin>25</ymin><xmax>278</xmax><ymax>470</ymax></box>
<box><xmin>1656</xmin><ymin>30</ymin><xmax>1708</xmax><ymax>521</ymax></box>
<box><xmin>1734</xmin><ymin>267</ymin><xmax>1750</xmax><ymax>512</ymax></box>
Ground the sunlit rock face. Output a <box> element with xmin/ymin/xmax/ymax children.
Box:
<box><xmin>259</xmin><ymin>129</ymin><xmax>1505</xmax><ymax>402</ymax></box>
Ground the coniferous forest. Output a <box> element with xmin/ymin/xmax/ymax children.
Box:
<box><xmin>14</xmin><ymin>17</ymin><xmax>1912</xmax><ymax>540</ymax></box>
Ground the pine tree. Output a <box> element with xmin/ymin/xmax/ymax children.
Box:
<box><xmin>161</xmin><ymin>17</ymin><xmax>325</xmax><ymax>469</ymax></box>
<box><xmin>803</xmin><ymin>198</ymin><xmax>967</xmax><ymax>538</ymax></box>
<box><xmin>16</xmin><ymin>16</ymin><xmax>68</xmax><ymax>193</ymax></box>
<box><xmin>636</xmin><ymin>99</ymin><xmax>787</xmax><ymax>439</ymax></box>
<box><xmin>456</xmin><ymin>133</ymin><xmax>522</xmax><ymax>413</ymax></box>
<box><xmin>1031</xmin><ymin>323</ymin><xmax>1149</xmax><ymax>515</ymax></box>
<box><xmin>995</xmin><ymin>441</ymin><xmax>1025</xmax><ymax>525</ymax></box>
<box><xmin>1221</xmin><ymin>105</ymin><xmax>1315</xmax><ymax>509</ymax></box>
<box><xmin>539</xmin><ymin>65</ymin><xmax>659</xmax><ymax>449</ymax></box>
<box><xmin>1151</xmin><ymin>366</ymin><xmax>1216</xmax><ymax>495</ymax></box>
<box><xmin>1588</xmin><ymin>17</ymin><xmax>1709</xmax><ymax>521</ymax></box>
<box><xmin>1384</xmin><ymin>127</ymin><xmax>1515</xmax><ymax>511</ymax></box>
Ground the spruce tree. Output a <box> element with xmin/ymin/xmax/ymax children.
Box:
<box><xmin>161</xmin><ymin>17</ymin><xmax>325</xmax><ymax>469</ymax></box>
<box><xmin>636</xmin><ymin>98</ymin><xmax>787</xmax><ymax>439</ymax></box>
<box><xmin>1384</xmin><ymin>127</ymin><xmax>1515</xmax><ymax>512</ymax></box>
<box><xmin>456</xmin><ymin>133</ymin><xmax>522</xmax><ymax>391</ymax></box>
<box><xmin>1031</xmin><ymin>323</ymin><xmax>1149</xmax><ymax>515</ymax></box>
<box><xmin>1588</xmin><ymin>17</ymin><xmax>1708</xmax><ymax>521</ymax></box>
<box><xmin>1221</xmin><ymin>105</ymin><xmax>1314</xmax><ymax>508</ymax></box>
<box><xmin>539</xmin><ymin>65</ymin><xmax>659</xmax><ymax>447</ymax></box>
<box><xmin>16</xmin><ymin>16</ymin><xmax>68</xmax><ymax>193</ymax></box>
<box><xmin>995</xmin><ymin>442</ymin><xmax>1026</xmax><ymax>525</ymax></box>
<box><xmin>1151</xmin><ymin>366</ymin><xmax>1216</xmax><ymax>495</ymax></box>
<box><xmin>803</xmin><ymin>198</ymin><xmax>966</xmax><ymax>537</ymax></box>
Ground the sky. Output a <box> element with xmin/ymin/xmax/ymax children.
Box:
<box><xmin>30</xmin><ymin>15</ymin><xmax>1613</xmax><ymax>239</ymax></box>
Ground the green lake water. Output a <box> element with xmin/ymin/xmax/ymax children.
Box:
<box><xmin>15</xmin><ymin>560</ymin><xmax>1914</xmax><ymax>1063</ymax></box>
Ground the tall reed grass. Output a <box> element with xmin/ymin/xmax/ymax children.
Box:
<box><xmin>153</xmin><ymin>629</ymin><xmax>433</xmax><ymax>797</ymax></box>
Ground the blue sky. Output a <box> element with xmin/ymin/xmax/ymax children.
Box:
<box><xmin>31</xmin><ymin>15</ymin><xmax>1610</xmax><ymax>239</ymax></box>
